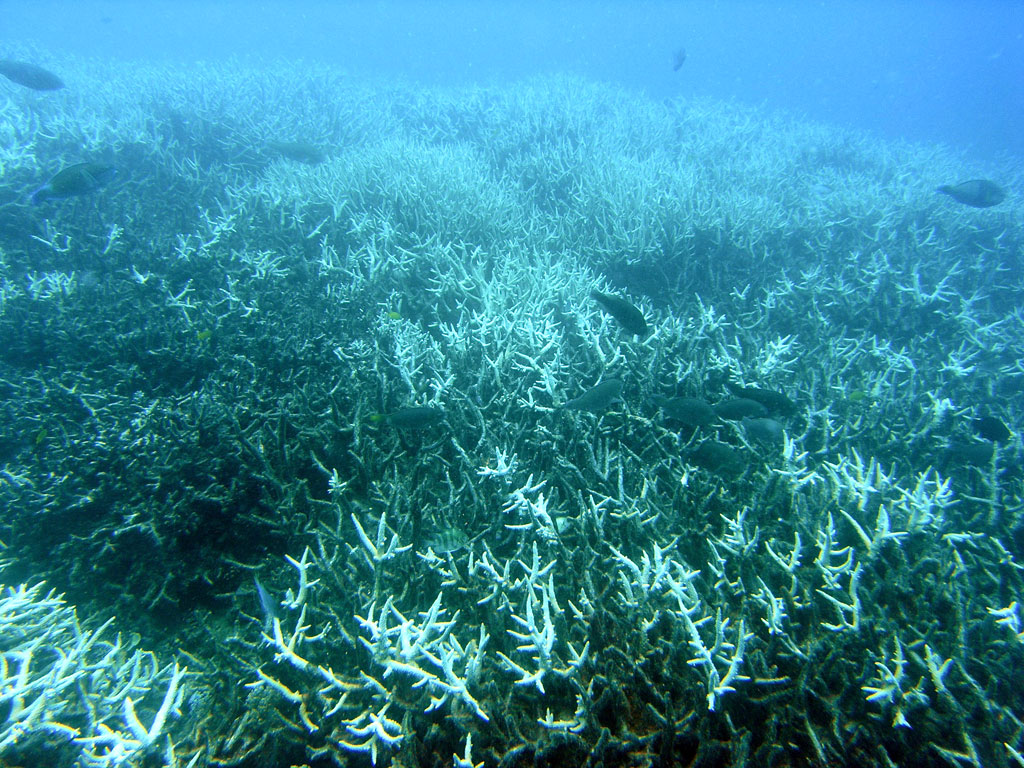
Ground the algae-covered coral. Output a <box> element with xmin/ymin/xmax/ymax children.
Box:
<box><xmin>0</xmin><ymin>55</ymin><xmax>1022</xmax><ymax>768</ymax></box>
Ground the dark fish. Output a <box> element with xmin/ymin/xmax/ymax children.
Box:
<box><xmin>591</xmin><ymin>291</ymin><xmax>648</xmax><ymax>336</ymax></box>
<box><xmin>672</xmin><ymin>47</ymin><xmax>687</xmax><ymax>71</ymax></box>
<box><xmin>688</xmin><ymin>441</ymin><xmax>745</xmax><ymax>476</ymax></box>
<box><xmin>741</xmin><ymin>417</ymin><xmax>784</xmax><ymax>447</ymax></box>
<box><xmin>973</xmin><ymin>416</ymin><xmax>1012</xmax><ymax>442</ymax></box>
<box><xmin>32</xmin><ymin>162</ymin><xmax>116</xmax><ymax>204</ymax></box>
<box><xmin>652</xmin><ymin>395</ymin><xmax>717</xmax><ymax>428</ymax></box>
<box><xmin>268</xmin><ymin>140</ymin><xmax>326</xmax><ymax>164</ymax></box>
<box><xmin>0</xmin><ymin>60</ymin><xmax>64</xmax><ymax>91</ymax></box>
<box><xmin>937</xmin><ymin>180</ymin><xmax>1006</xmax><ymax>208</ymax></box>
<box><xmin>947</xmin><ymin>440</ymin><xmax>994</xmax><ymax>467</ymax></box>
<box><xmin>383</xmin><ymin>406</ymin><xmax>445</xmax><ymax>429</ymax></box>
<box><xmin>563</xmin><ymin>379</ymin><xmax>624</xmax><ymax>413</ymax></box>
<box><xmin>725</xmin><ymin>381</ymin><xmax>797</xmax><ymax>414</ymax></box>
<box><xmin>715</xmin><ymin>398</ymin><xmax>768</xmax><ymax>420</ymax></box>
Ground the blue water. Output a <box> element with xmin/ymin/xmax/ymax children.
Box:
<box><xmin>5</xmin><ymin>0</ymin><xmax>1024</xmax><ymax>161</ymax></box>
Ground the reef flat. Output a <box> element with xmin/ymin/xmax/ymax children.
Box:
<box><xmin>0</xmin><ymin>53</ymin><xmax>1022</xmax><ymax>768</ymax></box>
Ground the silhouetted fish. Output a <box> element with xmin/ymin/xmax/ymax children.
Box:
<box><xmin>672</xmin><ymin>47</ymin><xmax>687</xmax><ymax>71</ymax></box>
<box><xmin>563</xmin><ymin>379</ymin><xmax>624</xmax><ymax>413</ymax></box>
<box><xmin>742</xmin><ymin>417</ymin><xmax>784</xmax><ymax>447</ymax></box>
<box><xmin>947</xmin><ymin>440</ymin><xmax>994</xmax><ymax>467</ymax></box>
<box><xmin>652</xmin><ymin>395</ymin><xmax>717</xmax><ymax>428</ymax></box>
<box><xmin>268</xmin><ymin>141</ymin><xmax>326</xmax><ymax>164</ymax></box>
<box><xmin>689</xmin><ymin>440</ymin><xmax>745</xmax><ymax>476</ymax></box>
<box><xmin>715</xmin><ymin>398</ymin><xmax>768</xmax><ymax>420</ymax></box>
<box><xmin>973</xmin><ymin>416</ymin><xmax>1011</xmax><ymax>442</ymax></box>
<box><xmin>379</xmin><ymin>406</ymin><xmax>445</xmax><ymax>429</ymax></box>
<box><xmin>937</xmin><ymin>180</ymin><xmax>1006</xmax><ymax>208</ymax></box>
<box><xmin>592</xmin><ymin>290</ymin><xmax>647</xmax><ymax>336</ymax></box>
<box><xmin>725</xmin><ymin>381</ymin><xmax>797</xmax><ymax>414</ymax></box>
<box><xmin>31</xmin><ymin>162</ymin><xmax>116</xmax><ymax>204</ymax></box>
<box><xmin>0</xmin><ymin>60</ymin><xmax>64</xmax><ymax>91</ymax></box>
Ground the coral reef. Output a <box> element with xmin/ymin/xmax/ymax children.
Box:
<box><xmin>0</xmin><ymin>52</ymin><xmax>1022</xmax><ymax>767</ymax></box>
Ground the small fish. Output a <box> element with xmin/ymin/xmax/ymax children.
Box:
<box><xmin>652</xmin><ymin>395</ymin><xmax>717</xmax><ymax>428</ymax></box>
<box><xmin>592</xmin><ymin>290</ymin><xmax>648</xmax><ymax>336</ymax></box>
<box><xmin>715</xmin><ymin>398</ymin><xmax>768</xmax><ymax>420</ymax></box>
<box><xmin>725</xmin><ymin>381</ymin><xmax>797</xmax><ymax>414</ymax></box>
<box><xmin>973</xmin><ymin>416</ymin><xmax>1012</xmax><ymax>442</ymax></box>
<box><xmin>0</xmin><ymin>59</ymin><xmax>64</xmax><ymax>91</ymax></box>
<box><xmin>384</xmin><ymin>310</ymin><xmax>402</xmax><ymax>321</ymax></box>
<box><xmin>32</xmin><ymin>162</ymin><xmax>117</xmax><ymax>204</ymax></box>
<box><xmin>268</xmin><ymin>140</ymin><xmax>326</xmax><ymax>164</ymax></box>
<box><xmin>672</xmin><ymin>47</ymin><xmax>687</xmax><ymax>71</ymax></box>
<box><xmin>937</xmin><ymin>179</ymin><xmax>1006</xmax><ymax>208</ymax></box>
<box><xmin>375</xmin><ymin>406</ymin><xmax>445</xmax><ymax>429</ymax></box>
<box><xmin>563</xmin><ymin>379</ymin><xmax>624</xmax><ymax>413</ymax></box>
<box><xmin>254</xmin><ymin>576</ymin><xmax>278</xmax><ymax>632</ymax></box>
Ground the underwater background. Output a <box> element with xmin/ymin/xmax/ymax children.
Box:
<box><xmin>1</xmin><ymin>2</ymin><xmax>1023</xmax><ymax>767</ymax></box>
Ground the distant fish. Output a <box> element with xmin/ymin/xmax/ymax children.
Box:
<box><xmin>563</xmin><ymin>379</ymin><xmax>624</xmax><ymax>413</ymax></box>
<box><xmin>652</xmin><ymin>395</ymin><xmax>717</xmax><ymax>428</ymax></box>
<box><xmin>374</xmin><ymin>406</ymin><xmax>445</xmax><ymax>429</ymax></box>
<box><xmin>268</xmin><ymin>140</ymin><xmax>326</xmax><ymax>164</ymax></box>
<box><xmin>715</xmin><ymin>398</ymin><xmax>768</xmax><ymax>421</ymax></box>
<box><xmin>725</xmin><ymin>381</ymin><xmax>797</xmax><ymax>414</ymax></box>
<box><xmin>973</xmin><ymin>415</ymin><xmax>1012</xmax><ymax>442</ymax></box>
<box><xmin>937</xmin><ymin>179</ymin><xmax>1006</xmax><ymax>208</ymax></box>
<box><xmin>688</xmin><ymin>440</ymin><xmax>745</xmax><ymax>476</ymax></box>
<box><xmin>947</xmin><ymin>440</ymin><xmax>994</xmax><ymax>467</ymax></box>
<box><xmin>741</xmin><ymin>417</ymin><xmax>784</xmax><ymax>447</ymax></box>
<box><xmin>672</xmin><ymin>47</ymin><xmax>687</xmax><ymax>71</ymax></box>
<box><xmin>591</xmin><ymin>290</ymin><xmax>648</xmax><ymax>336</ymax></box>
<box><xmin>31</xmin><ymin>162</ymin><xmax>116</xmax><ymax>204</ymax></box>
<box><xmin>0</xmin><ymin>59</ymin><xmax>64</xmax><ymax>91</ymax></box>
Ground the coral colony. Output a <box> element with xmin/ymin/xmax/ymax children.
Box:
<box><xmin>0</xmin><ymin>53</ymin><xmax>1022</xmax><ymax>768</ymax></box>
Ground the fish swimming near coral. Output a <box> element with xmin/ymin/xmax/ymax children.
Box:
<box><xmin>741</xmin><ymin>417</ymin><xmax>785</xmax><ymax>447</ymax></box>
<box><xmin>374</xmin><ymin>406</ymin><xmax>445</xmax><ymax>429</ymax></box>
<box><xmin>672</xmin><ymin>47</ymin><xmax>687</xmax><ymax>71</ymax></box>
<box><xmin>31</xmin><ymin>162</ymin><xmax>117</xmax><ymax>204</ymax></box>
<box><xmin>0</xmin><ymin>59</ymin><xmax>64</xmax><ymax>90</ymax></box>
<box><xmin>591</xmin><ymin>290</ymin><xmax>648</xmax><ymax>336</ymax></box>
<box><xmin>424</xmin><ymin>526</ymin><xmax>469</xmax><ymax>554</ymax></box>
<box><xmin>725</xmin><ymin>381</ymin><xmax>798</xmax><ymax>415</ymax></box>
<box><xmin>973</xmin><ymin>415</ymin><xmax>1012</xmax><ymax>442</ymax></box>
<box><xmin>714</xmin><ymin>397</ymin><xmax>768</xmax><ymax>421</ymax></box>
<box><xmin>268</xmin><ymin>140</ymin><xmax>326</xmax><ymax>164</ymax></box>
<box><xmin>688</xmin><ymin>440</ymin><xmax>746</xmax><ymax>476</ymax></box>
<box><xmin>253</xmin><ymin>576</ymin><xmax>278</xmax><ymax>633</ymax></box>
<box><xmin>946</xmin><ymin>440</ymin><xmax>994</xmax><ymax>468</ymax></box>
<box><xmin>562</xmin><ymin>379</ymin><xmax>624</xmax><ymax>413</ymax></box>
<box><xmin>936</xmin><ymin>179</ymin><xmax>1006</xmax><ymax>208</ymax></box>
<box><xmin>652</xmin><ymin>395</ymin><xmax>717</xmax><ymax>428</ymax></box>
